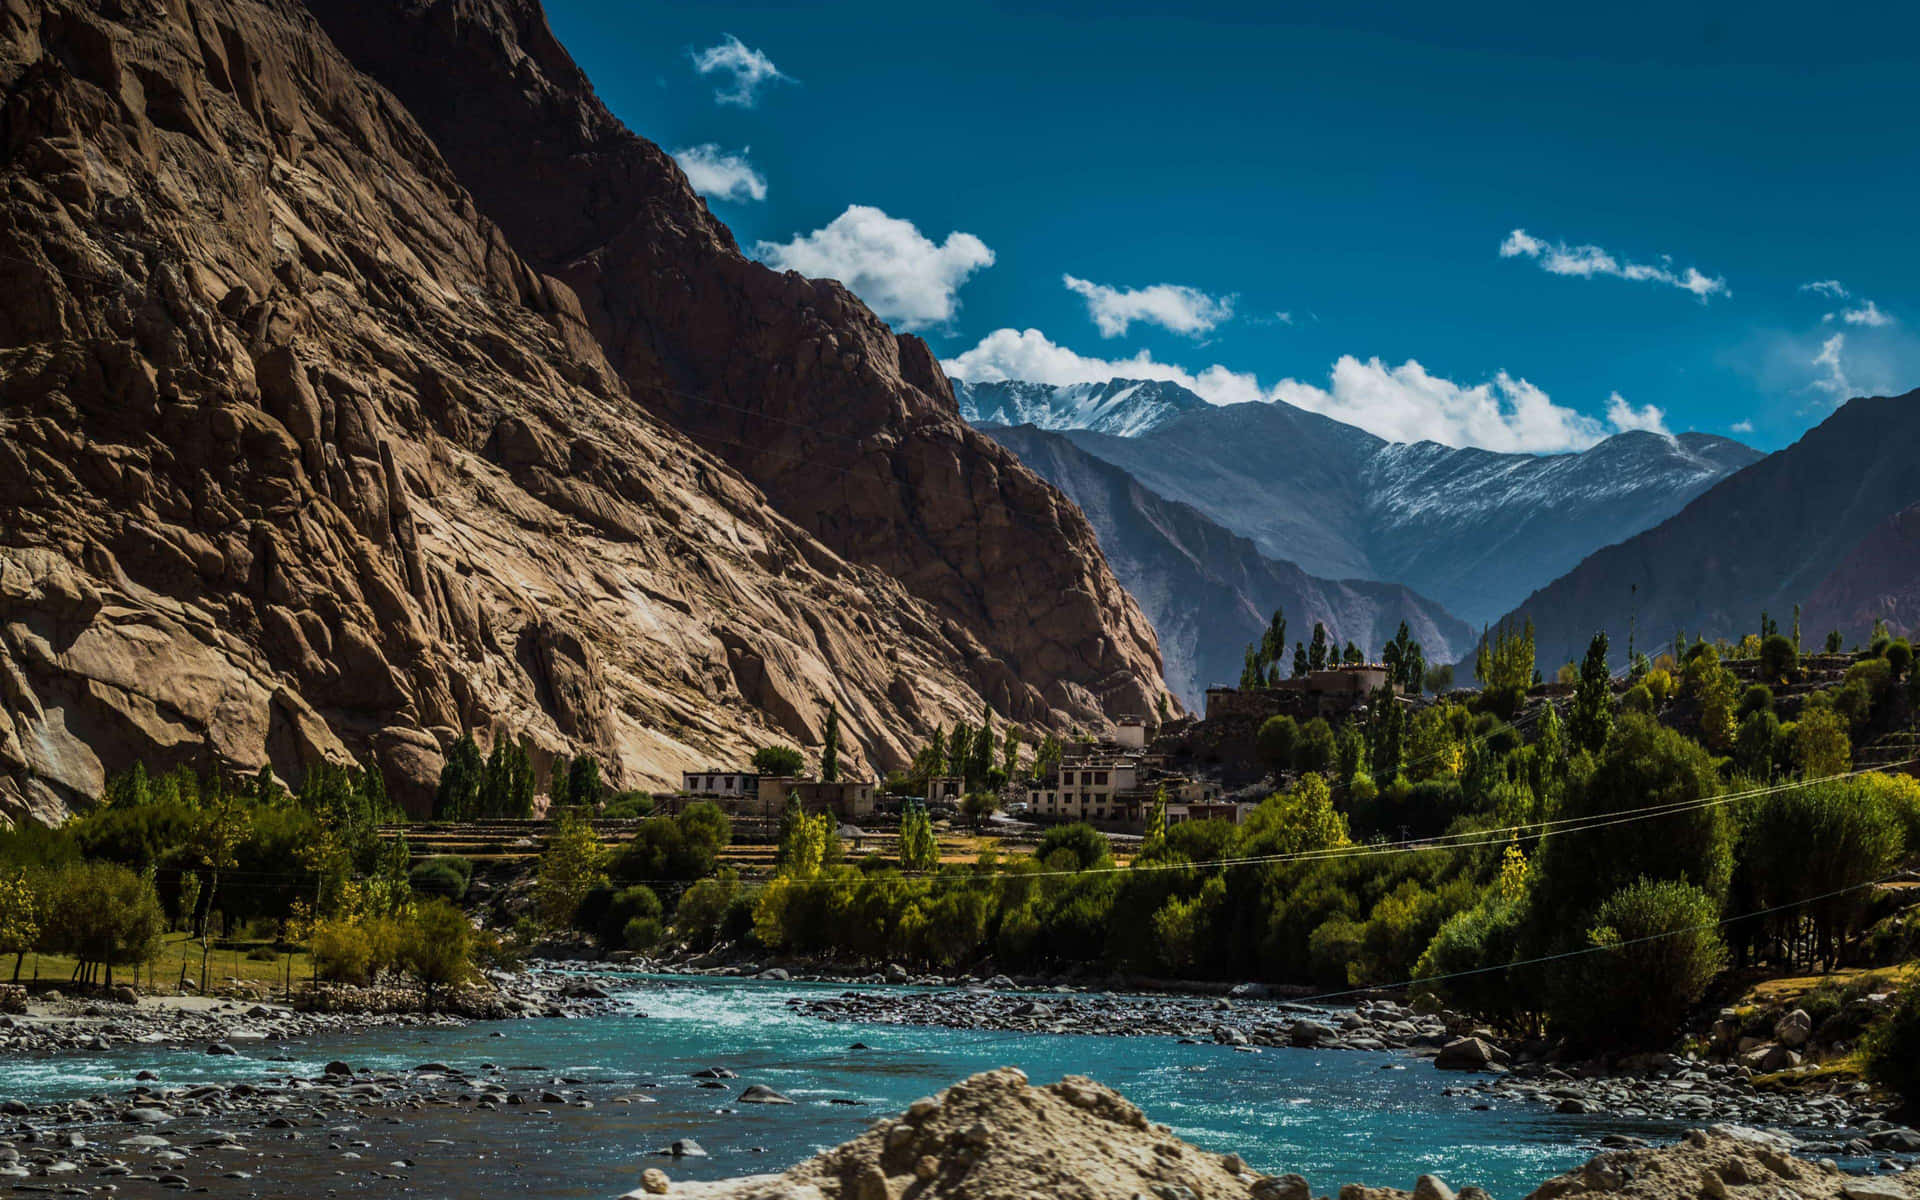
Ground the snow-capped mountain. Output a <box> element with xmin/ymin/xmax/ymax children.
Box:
<box><xmin>952</xmin><ymin>378</ymin><xmax>1209</xmax><ymax>438</ymax></box>
<box><xmin>962</xmin><ymin>380</ymin><xmax>1762</xmax><ymax>628</ymax></box>
<box><xmin>990</xmin><ymin>424</ymin><xmax>1474</xmax><ymax>707</ymax></box>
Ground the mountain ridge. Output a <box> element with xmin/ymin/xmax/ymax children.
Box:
<box><xmin>1496</xmin><ymin>391</ymin><xmax>1920</xmax><ymax>668</ymax></box>
<box><xmin>956</xmin><ymin>380</ymin><xmax>1761</xmax><ymax>627</ymax></box>
<box><xmin>985</xmin><ymin>424</ymin><xmax>1475</xmax><ymax>706</ymax></box>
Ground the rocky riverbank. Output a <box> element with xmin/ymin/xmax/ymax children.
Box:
<box><xmin>785</xmin><ymin>985</ymin><xmax>1915</xmax><ymax>1156</ymax></box>
<box><xmin>0</xmin><ymin>969</ymin><xmax>627</xmax><ymax>1058</ymax></box>
<box><xmin>625</xmin><ymin>1067</ymin><xmax>1920</xmax><ymax>1200</ymax></box>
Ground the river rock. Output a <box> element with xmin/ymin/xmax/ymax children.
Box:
<box><xmin>738</xmin><ymin>1085</ymin><xmax>794</xmax><ymax>1105</ymax></box>
<box><xmin>1434</xmin><ymin>1037</ymin><xmax>1505</xmax><ymax>1071</ymax></box>
<box><xmin>1775</xmin><ymin>1009</ymin><xmax>1813</xmax><ymax>1048</ymax></box>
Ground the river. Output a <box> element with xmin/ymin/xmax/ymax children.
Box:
<box><xmin>1</xmin><ymin>975</ymin><xmax>1705</xmax><ymax>1198</ymax></box>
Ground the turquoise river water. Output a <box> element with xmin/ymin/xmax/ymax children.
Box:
<box><xmin>0</xmin><ymin>976</ymin><xmax>1710</xmax><ymax>1197</ymax></box>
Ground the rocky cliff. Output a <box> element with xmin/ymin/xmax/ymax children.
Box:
<box><xmin>304</xmin><ymin>0</ymin><xmax>1172</xmax><ymax>728</ymax></box>
<box><xmin>0</xmin><ymin>0</ymin><xmax>1138</xmax><ymax>821</ymax></box>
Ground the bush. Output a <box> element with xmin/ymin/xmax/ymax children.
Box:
<box><xmin>1035</xmin><ymin>824</ymin><xmax>1111</xmax><ymax>871</ymax></box>
<box><xmin>1792</xmin><ymin>707</ymin><xmax>1852</xmax><ymax>778</ymax></box>
<box><xmin>1864</xmin><ymin>987</ymin><xmax>1920</xmax><ymax>1104</ymax></box>
<box><xmin>402</xmin><ymin>899</ymin><xmax>473</xmax><ymax>1007</ymax></box>
<box><xmin>1736</xmin><ymin>778</ymin><xmax>1905</xmax><ymax>969</ymax></box>
<box><xmin>672</xmin><ymin>870</ymin><xmax>741</xmax><ymax>948</ymax></box>
<box><xmin>752</xmin><ymin>746</ymin><xmax>805</xmax><ymax>777</ymax></box>
<box><xmin>311</xmin><ymin>919</ymin><xmax>373</xmax><ymax>984</ymax></box>
<box><xmin>1549</xmin><ymin>878</ymin><xmax>1727</xmax><ymax>1048</ymax></box>
<box><xmin>1887</xmin><ymin>639</ymin><xmax>1914</xmax><ymax>680</ymax></box>
<box><xmin>1738</xmin><ymin>685</ymin><xmax>1773</xmax><ymax>719</ymax></box>
<box><xmin>407</xmin><ymin>856</ymin><xmax>473</xmax><ymax>900</ymax></box>
<box><xmin>601</xmin><ymin>791</ymin><xmax>654</xmax><ymax>819</ymax></box>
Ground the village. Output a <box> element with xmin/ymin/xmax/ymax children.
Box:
<box><xmin>669</xmin><ymin>662</ymin><xmax>1404</xmax><ymax>836</ymax></box>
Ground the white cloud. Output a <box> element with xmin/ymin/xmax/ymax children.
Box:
<box><xmin>1800</xmin><ymin>279</ymin><xmax>1850</xmax><ymax>299</ymax></box>
<box><xmin>1730</xmin><ymin>419</ymin><xmax>1755</xmax><ymax>434</ymax></box>
<box><xmin>1501</xmin><ymin>228</ymin><xmax>1728</xmax><ymax>301</ymax></box>
<box><xmin>1841</xmin><ymin>299</ymin><xmax>1894</xmax><ymax>327</ymax></box>
<box><xmin>1811</xmin><ymin>333</ymin><xmax>1852</xmax><ymax>400</ymax></box>
<box><xmin>691</xmin><ymin>35</ymin><xmax>789</xmax><ymax>107</ymax></box>
<box><xmin>671</xmin><ymin>145</ymin><xmax>767</xmax><ymax>202</ymax></box>
<box><xmin>1060</xmin><ymin>275</ymin><xmax>1235</xmax><ymax>338</ymax></box>
<box><xmin>755</xmin><ymin>205</ymin><xmax>994</xmax><ymax>330</ymax></box>
<box><xmin>943</xmin><ymin>328</ymin><xmax>1658</xmax><ymax>453</ymax></box>
<box><xmin>1605</xmin><ymin>392</ymin><xmax>1672</xmax><ymax>437</ymax></box>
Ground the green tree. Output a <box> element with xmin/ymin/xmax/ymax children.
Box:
<box><xmin>1256</xmin><ymin>716</ymin><xmax>1299</xmax><ymax>775</ymax></box>
<box><xmin>752</xmin><ymin>745</ymin><xmax>805</xmax><ymax>777</ymax></box>
<box><xmin>1824</xmin><ymin>629</ymin><xmax>1844</xmax><ymax>653</ymax></box>
<box><xmin>0</xmin><ymin>872</ymin><xmax>39</xmax><ymax>981</ymax></box>
<box><xmin>1737</xmin><ymin>778</ymin><xmax>1904</xmax><ymax>968</ymax></box>
<box><xmin>535</xmin><ymin>808</ymin><xmax>608</xmax><ymax>928</ymax></box>
<box><xmin>1734</xmin><ymin>710</ymin><xmax>1779</xmax><ymax>779</ymax></box>
<box><xmin>899</xmin><ymin>804</ymin><xmax>939</xmax><ymax>871</ymax></box>
<box><xmin>434</xmin><ymin>734</ymin><xmax>484</xmax><ymax>820</ymax></box>
<box><xmin>1292</xmin><ymin>642</ymin><xmax>1309</xmax><ymax>678</ymax></box>
<box><xmin>1294</xmin><ymin>717</ymin><xmax>1337</xmax><ymax>775</ymax></box>
<box><xmin>40</xmin><ymin>863</ymin><xmax>165</xmax><ymax>988</ymax></box>
<box><xmin>1001</xmin><ymin>726</ymin><xmax>1023</xmax><ymax>779</ymax></box>
<box><xmin>1239</xmin><ymin>774</ymin><xmax>1350</xmax><ymax>857</ymax></box>
<box><xmin>548</xmin><ymin>754</ymin><xmax>573</xmax><ymax>808</ymax></box>
<box><xmin>1474</xmin><ymin>618</ymin><xmax>1536</xmax><ymax>718</ymax></box>
<box><xmin>1423</xmin><ymin>663</ymin><xmax>1455</xmax><ymax>695</ymax></box>
<box><xmin>966</xmin><ymin>706</ymin><xmax>993</xmax><ymax>787</ymax></box>
<box><xmin>1550</xmin><ymin>878</ymin><xmax>1726</xmax><ymax>1048</ymax></box>
<box><xmin>820</xmin><ymin>705</ymin><xmax>842</xmax><ymax>782</ymax></box>
<box><xmin>1139</xmin><ymin>787</ymin><xmax>1169</xmax><ymax>859</ymax></box>
<box><xmin>402</xmin><ymin>899</ymin><xmax>473</xmax><ymax>1010</ymax></box>
<box><xmin>1035</xmin><ymin>823</ymin><xmax>1112</xmax><ymax>871</ymax></box>
<box><xmin>1793</xmin><ymin>706</ymin><xmax>1852</xmax><ymax>778</ymax></box>
<box><xmin>1759</xmin><ymin>634</ymin><xmax>1797</xmax><ymax>683</ymax></box>
<box><xmin>1367</xmin><ymin>686</ymin><xmax>1405</xmax><ymax>783</ymax></box>
<box><xmin>1308</xmin><ymin>623</ymin><xmax>1330</xmax><ymax>672</ymax></box>
<box><xmin>1570</xmin><ymin>632</ymin><xmax>1613</xmax><ymax>754</ymax></box>
<box><xmin>566</xmin><ymin>756</ymin><xmax>604</xmax><ymax>807</ymax></box>
<box><xmin>946</xmin><ymin>724</ymin><xmax>972</xmax><ymax>778</ymax></box>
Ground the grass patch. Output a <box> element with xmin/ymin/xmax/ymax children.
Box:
<box><xmin>5</xmin><ymin>933</ymin><xmax>314</xmax><ymax>997</ymax></box>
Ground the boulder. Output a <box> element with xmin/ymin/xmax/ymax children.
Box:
<box><xmin>1434</xmin><ymin>1037</ymin><xmax>1506</xmax><ymax>1071</ymax></box>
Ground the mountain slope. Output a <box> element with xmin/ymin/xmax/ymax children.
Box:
<box><xmin>986</xmin><ymin>426</ymin><xmax>1475</xmax><ymax>707</ymax></box>
<box><xmin>953</xmin><ymin>379</ymin><xmax>1210</xmax><ymax>438</ymax></box>
<box><xmin>0</xmin><ymin>0</ymin><xmax>1094</xmax><ymax>819</ymax></box>
<box><xmin>1014</xmin><ymin>397</ymin><xmax>1759</xmax><ymax>627</ymax></box>
<box><xmin>306</xmin><ymin>0</ymin><xmax>1172</xmax><ymax>726</ymax></box>
<box><xmin>1804</xmin><ymin>502</ymin><xmax>1920</xmax><ymax>641</ymax></box>
<box><xmin>1496</xmin><ymin>392</ymin><xmax>1920</xmax><ymax>669</ymax></box>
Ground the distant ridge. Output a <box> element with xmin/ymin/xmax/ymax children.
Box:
<box><xmin>955</xmin><ymin>381</ymin><xmax>1761</xmax><ymax>628</ymax></box>
<box><xmin>986</xmin><ymin>424</ymin><xmax>1474</xmax><ymax>706</ymax></box>
<box><xmin>1495</xmin><ymin>390</ymin><xmax>1920</xmax><ymax>667</ymax></box>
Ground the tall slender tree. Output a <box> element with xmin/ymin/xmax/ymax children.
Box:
<box><xmin>820</xmin><ymin>704</ymin><xmax>841</xmax><ymax>783</ymax></box>
<box><xmin>1571</xmin><ymin>631</ymin><xmax>1613</xmax><ymax>754</ymax></box>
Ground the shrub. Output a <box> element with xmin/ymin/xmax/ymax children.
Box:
<box><xmin>1792</xmin><ymin>707</ymin><xmax>1852</xmax><ymax>778</ymax></box>
<box><xmin>1549</xmin><ymin>878</ymin><xmax>1727</xmax><ymax>1049</ymax></box>
<box><xmin>1736</xmin><ymin>778</ymin><xmax>1905</xmax><ymax>969</ymax></box>
<box><xmin>1738</xmin><ymin>685</ymin><xmax>1773</xmax><ymax>719</ymax></box>
<box><xmin>311</xmin><ymin>919</ymin><xmax>373</xmax><ymax>984</ymax></box>
<box><xmin>1864</xmin><ymin>986</ymin><xmax>1920</xmax><ymax>1103</ymax></box>
<box><xmin>751</xmin><ymin>745</ymin><xmax>805</xmax><ymax>777</ymax></box>
<box><xmin>1035</xmin><ymin>824</ymin><xmax>1111</xmax><ymax>872</ymax></box>
<box><xmin>601</xmin><ymin>791</ymin><xmax>654</xmax><ymax>819</ymax></box>
<box><xmin>1620</xmin><ymin>683</ymin><xmax>1653</xmax><ymax>713</ymax></box>
<box><xmin>672</xmin><ymin>870</ymin><xmax>741</xmax><ymax>948</ymax></box>
<box><xmin>407</xmin><ymin>856</ymin><xmax>472</xmax><ymax>900</ymax></box>
<box><xmin>1887</xmin><ymin>638</ymin><xmax>1913</xmax><ymax>680</ymax></box>
<box><xmin>402</xmin><ymin>899</ymin><xmax>473</xmax><ymax>1008</ymax></box>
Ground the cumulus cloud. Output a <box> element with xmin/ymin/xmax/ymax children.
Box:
<box><xmin>755</xmin><ymin>205</ymin><xmax>994</xmax><ymax>330</ymax></box>
<box><xmin>1840</xmin><ymin>299</ymin><xmax>1894</xmax><ymax>327</ymax></box>
<box><xmin>691</xmin><ymin>35</ymin><xmax>789</xmax><ymax>107</ymax></box>
<box><xmin>1811</xmin><ymin>333</ymin><xmax>1852</xmax><ymax>400</ymax></box>
<box><xmin>672</xmin><ymin>145</ymin><xmax>767</xmax><ymax>202</ymax></box>
<box><xmin>1730</xmin><ymin>419</ymin><xmax>1755</xmax><ymax>434</ymax></box>
<box><xmin>1061</xmin><ymin>275</ymin><xmax>1235</xmax><ymax>338</ymax></box>
<box><xmin>943</xmin><ymin>328</ymin><xmax>1656</xmax><ymax>453</ymax></box>
<box><xmin>1604</xmin><ymin>392</ymin><xmax>1671</xmax><ymax>437</ymax></box>
<box><xmin>1501</xmin><ymin>228</ymin><xmax>1728</xmax><ymax>301</ymax></box>
<box><xmin>1801</xmin><ymin>279</ymin><xmax>1850</xmax><ymax>299</ymax></box>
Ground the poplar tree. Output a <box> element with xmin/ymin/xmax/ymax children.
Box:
<box><xmin>1570</xmin><ymin>632</ymin><xmax>1613</xmax><ymax>754</ymax></box>
<box><xmin>820</xmin><ymin>705</ymin><xmax>841</xmax><ymax>782</ymax></box>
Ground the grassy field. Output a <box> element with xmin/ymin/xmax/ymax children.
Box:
<box><xmin>10</xmin><ymin>933</ymin><xmax>314</xmax><ymax>998</ymax></box>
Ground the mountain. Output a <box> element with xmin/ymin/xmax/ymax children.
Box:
<box><xmin>1804</xmin><ymin>503</ymin><xmax>1920</xmax><ymax>641</ymax></box>
<box><xmin>306</xmin><ymin>0</ymin><xmax>1172</xmax><ymax>729</ymax></box>
<box><xmin>1496</xmin><ymin>392</ymin><xmax>1920</xmax><ymax>669</ymax></box>
<box><xmin>977</xmin><ymin>391</ymin><xmax>1761</xmax><ymax>627</ymax></box>
<box><xmin>952</xmin><ymin>379</ymin><xmax>1209</xmax><ymax>438</ymax></box>
<box><xmin>987</xmin><ymin>427</ymin><xmax>1476</xmax><ymax>706</ymax></box>
<box><xmin>0</xmin><ymin>0</ymin><xmax>1165</xmax><ymax>821</ymax></box>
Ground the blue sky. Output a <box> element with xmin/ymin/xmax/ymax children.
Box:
<box><xmin>544</xmin><ymin>0</ymin><xmax>1920</xmax><ymax>453</ymax></box>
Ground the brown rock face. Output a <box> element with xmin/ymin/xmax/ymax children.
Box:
<box><xmin>305</xmin><ymin>0</ymin><xmax>1173</xmax><ymax>728</ymax></box>
<box><xmin>0</xmin><ymin>0</ymin><xmax>1130</xmax><ymax>820</ymax></box>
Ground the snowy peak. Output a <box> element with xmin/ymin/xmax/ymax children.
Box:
<box><xmin>952</xmin><ymin>378</ymin><xmax>1210</xmax><ymax>438</ymax></box>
